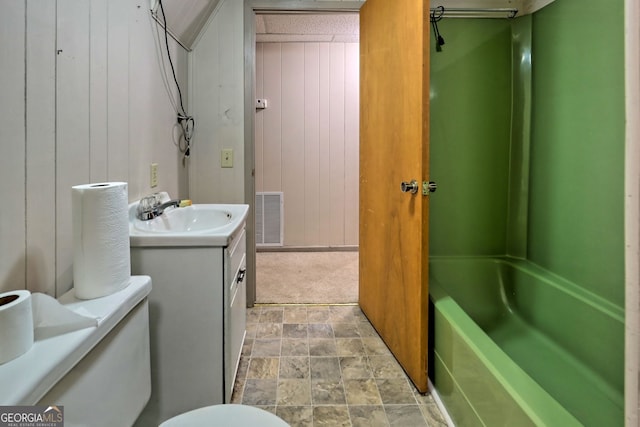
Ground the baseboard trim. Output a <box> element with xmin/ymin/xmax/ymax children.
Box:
<box><xmin>429</xmin><ymin>379</ymin><xmax>456</xmax><ymax>427</ymax></box>
<box><xmin>254</xmin><ymin>302</ymin><xmax>359</xmax><ymax>307</ymax></box>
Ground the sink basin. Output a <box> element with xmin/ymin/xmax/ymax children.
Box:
<box><xmin>133</xmin><ymin>205</ymin><xmax>234</xmax><ymax>233</ymax></box>
<box><xmin>129</xmin><ymin>194</ymin><xmax>249</xmax><ymax>247</ymax></box>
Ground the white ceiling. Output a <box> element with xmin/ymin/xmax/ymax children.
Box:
<box><xmin>256</xmin><ymin>14</ymin><xmax>359</xmax><ymax>43</ymax></box>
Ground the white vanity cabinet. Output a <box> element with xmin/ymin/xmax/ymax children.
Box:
<box><xmin>131</xmin><ymin>226</ymin><xmax>247</xmax><ymax>426</ymax></box>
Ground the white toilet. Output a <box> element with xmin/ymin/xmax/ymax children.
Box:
<box><xmin>160</xmin><ymin>404</ymin><xmax>290</xmax><ymax>426</ymax></box>
<box><xmin>0</xmin><ymin>276</ymin><xmax>152</xmax><ymax>427</ymax></box>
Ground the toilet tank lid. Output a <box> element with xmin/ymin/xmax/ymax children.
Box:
<box><xmin>0</xmin><ymin>276</ymin><xmax>152</xmax><ymax>405</ymax></box>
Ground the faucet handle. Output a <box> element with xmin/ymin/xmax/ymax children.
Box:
<box><xmin>138</xmin><ymin>195</ymin><xmax>161</xmax><ymax>213</ymax></box>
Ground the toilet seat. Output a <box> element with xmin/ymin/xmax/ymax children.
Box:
<box><xmin>159</xmin><ymin>404</ymin><xmax>290</xmax><ymax>427</ymax></box>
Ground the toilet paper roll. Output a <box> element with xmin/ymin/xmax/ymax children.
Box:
<box><xmin>72</xmin><ymin>182</ymin><xmax>131</xmax><ymax>300</ymax></box>
<box><xmin>0</xmin><ymin>290</ymin><xmax>34</xmax><ymax>365</ymax></box>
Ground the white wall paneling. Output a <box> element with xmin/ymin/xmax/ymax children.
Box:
<box><xmin>255</xmin><ymin>41</ymin><xmax>359</xmax><ymax>247</ymax></box>
<box><xmin>281</xmin><ymin>43</ymin><xmax>306</xmax><ymax>246</ymax></box>
<box><xmin>189</xmin><ymin>0</ymin><xmax>245</xmax><ymax>204</ymax></box>
<box><xmin>0</xmin><ymin>0</ymin><xmax>188</xmax><ymax>296</ymax></box>
<box><xmin>190</xmin><ymin>19</ymin><xmax>221</xmax><ymax>202</ymax></box>
<box><xmin>129</xmin><ymin>2</ymin><xmax>189</xmax><ymax>199</ymax></box>
<box><xmin>261</xmin><ymin>43</ymin><xmax>283</xmax><ymax>191</ymax></box>
<box><xmin>344</xmin><ymin>42</ymin><xmax>359</xmax><ymax>244</ymax></box>
<box><xmin>56</xmin><ymin>0</ymin><xmax>92</xmax><ymax>293</ymax></box>
<box><xmin>304</xmin><ymin>43</ymin><xmax>321</xmax><ymax>244</ymax></box>
<box><xmin>216</xmin><ymin>0</ymin><xmax>245</xmax><ymax>204</ymax></box>
<box><xmin>0</xmin><ymin>0</ymin><xmax>27</xmax><ymax>294</ymax></box>
<box><xmin>328</xmin><ymin>43</ymin><xmax>346</xmax><ymax>245</ymax></box>
<box><xmin>318</xmin><ymin>43</ymin><xmax>332</xmax><ymax>246</ymax></box>
<box><xmin>107</xmin><ymin>0</ymin><xmax>130</xmax><ymax>182</ymax></box>
<box><xmin>90</xmin><ymin>0</ymin><xmax>109</xmax><ymax>183</ymax></box>
<box><xmin>255</xmin><ymin>42</ymin><xmax>265</xmax><ymax>192</ymax></box>
<box><xmin>26</xmin><ymin>1</ymin><xmax>57</xmax><ymax>295</ymax></box>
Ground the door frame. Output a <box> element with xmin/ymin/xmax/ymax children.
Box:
<box><xmin>624</xmin><ymin>0</ymin><xmax>640</xmax><ymax>424</ymax></box>
<box><xmin>242</xmin><ymin>0</ymin><xmax>363</xmax><ymax>306</ymax></box>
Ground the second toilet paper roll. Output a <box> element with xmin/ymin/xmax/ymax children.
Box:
<box><xmin>0</xmin><ymin>290</ymin><xmax>34</xmax><ymax>365</ymax></box>
<box><xmin>72</xmin><ymin>182</ymin><xmax>131</xmax><ymax>300</ymax></box>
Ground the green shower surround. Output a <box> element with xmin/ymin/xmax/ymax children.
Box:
<box><xmin>529</xmin><ymin>1</ymin><xmax>625</xmax><ymax>307</ymax></box>
<box><xmin>429</xmin><ymin>19</ymin><xmax>513</xmax><ymax>256</ymax></box>
<box><xmin>429</xmin><ymin>2</ymin><xmax>625</xmax><ymax>307</ymax></box>
<box><xmin>429</xmin><ymin>3</ymin><xmax>625</xmax><ymax>425</ymax></box>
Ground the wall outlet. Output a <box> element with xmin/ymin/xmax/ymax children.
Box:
<box><xmin>150</xmin><ymin>163</ymin><xmax>159</xmax><ymax>188</ymax></box>
<box><xmin>221</xmin><ymin>149</ymin><xmax>233</xmax><ymax>168</ymax></box>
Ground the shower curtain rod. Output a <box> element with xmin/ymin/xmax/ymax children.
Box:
<box><xmin>430</xmin><ymin>7</ymin><xmax>519</xmax><ymax>19</ymax></box>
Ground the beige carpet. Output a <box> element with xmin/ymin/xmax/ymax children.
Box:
<box><xmin>256</xmin><ymin>251</ymin><xmax>359</xmax><ymax>304</ymax></box>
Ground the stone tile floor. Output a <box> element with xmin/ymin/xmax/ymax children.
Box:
<box><xmin>231</xmin><ymin>304</ymin><xmax>448</xmax><ymax>427</ymax></box>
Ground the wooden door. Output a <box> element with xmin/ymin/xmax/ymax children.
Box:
<box><xmin>359</xmin><ymin>0</ymin><xmax>431</xmax><ymax>392</ymax></box>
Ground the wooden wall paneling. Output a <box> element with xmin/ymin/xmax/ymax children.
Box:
<box><xmin>329</xmin><ymin>43</ymin><xmax>346</xmax><ymax>245</ymax></box>
<box><xmin>26</xmin><ymin>1</ymin><xmax>56</xmax><ymax>295</ymax></box>
<box><xmin>344</xmin><ymin>42</ymin><xmax>360</xmax><ymax>245</ymax></box>
<box><xmin>262</xmin><ymin>43</ymin><xmax>283</xmax><ymax>191</ymax></box>
<box><xmin>90</xmin><ymin>0</ymin><xmax>108</xmax><ymax>183</ymax></box>
<box><xmin>318</xmin><ymin>43</ymin><xmax>332</xmax><ymax>245</ymax></box>
<box><xmin>304</xmin><ymin>43</ymin><xmax>322</xmax><ymax>245</ymax></box>
<box><xmin>56</xmin><ymin>0</ymin><xmax>91</xmax><ymax>295</ymax></box>
<box><xmin>255</xmin><ymin>43</ymin><xmax>265</xmax><ymax>192</ymax></box>
<box><xmin>281</xmin><ymin>43</ymin><xmax>306</xmax><ymax>245</ymax></box>
<box><xmin>107</xmin><ymin>0</ymin><xmax>130</xmax><ymax>182</ymax></box>
<box><xmin>0</xmin><ymin>1</ymin><xmax>26</xmax><ymax>294</ymax></box>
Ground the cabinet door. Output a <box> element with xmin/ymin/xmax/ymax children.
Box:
<box><xmin>226</xmin><ymin>229</ymin><xmax>247</xmax><ymax>402</ymax></box>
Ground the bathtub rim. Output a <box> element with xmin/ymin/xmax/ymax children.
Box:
<box><xmin>430</xmin><ymin>255</ymin><xmax>624</xmax><ymax>323</ymax></box>
<box><xmin>430</xmin><ymin>272</ymin><xmax>583</xmax><ymax>426</ymax></box>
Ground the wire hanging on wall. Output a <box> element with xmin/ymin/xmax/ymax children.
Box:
<box><xmin>430</xmin><ymin>6</ymin><xmax>445</xmax><ymax>52</ymax></box>
<box><xmin>154</xmin><ymin>0</ymin><xmax>195</xmax><ymax>159</ymax></box>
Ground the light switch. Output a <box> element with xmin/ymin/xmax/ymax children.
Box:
<box><xmin>221</xmin><ymin>149</ymin><xmax>233</xmax><ymax>168</ymax></box>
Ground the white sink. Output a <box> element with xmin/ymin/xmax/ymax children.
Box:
<box><xmin>133</xmin><ymin>205</ymin><xmax>235</xmax><ymax>233</ymax></box>
<box><xmin>129</xmin><ymin>194</ymin><xmax>249</xmax><ymax>247</ymax></box>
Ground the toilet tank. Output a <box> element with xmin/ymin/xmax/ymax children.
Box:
<box><xmin>0</xmin><ymin>276</ymin><xmax>152</xmax><ymax>427</ymax></box>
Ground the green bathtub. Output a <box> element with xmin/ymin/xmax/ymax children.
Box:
<box><xmin>429</xmin><ymin>256</ymin><xmax>623</xmax><ymax>426</ymax></box>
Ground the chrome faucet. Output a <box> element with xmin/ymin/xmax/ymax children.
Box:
<box><xmin>137</xmin><ymin>195</ymin><xmax>184</xmax><ymax>221</ymax></box>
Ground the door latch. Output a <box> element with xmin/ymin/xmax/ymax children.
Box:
<box><xmin>423</xmin><ymin>181</ymin><xmax>437</xmax><ymax>195</ymax></box>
